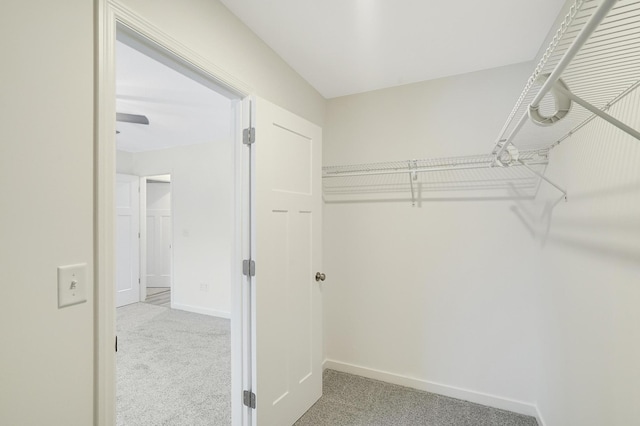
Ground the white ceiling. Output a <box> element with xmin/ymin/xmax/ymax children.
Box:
<box><xmin>220</xmin><ymin>0</ymin><xmax>566</xmax><ymax>98</ymax></box>
<box><xmin>116</xmin><ymin>41</ymin><xmax>233</xmax><ymax>153</ymax></box>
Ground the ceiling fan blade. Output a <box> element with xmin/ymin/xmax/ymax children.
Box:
<box><xmin>116</xmin><ymin>112</ymin><xmax>149</xmax><ymax>125</ymax></box>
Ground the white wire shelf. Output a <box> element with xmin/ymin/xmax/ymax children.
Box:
<box><xmin>492</xmin><ymin>0</ymin><xmax>640</xmax><ymax>155</ymax></box>
<box><xmin>323</xmin><ymin>151</ymin><xmax>549</xmax><ymax>177</ymax></box>
<box><xmin>323</xmin><ymin>150</ymin><xmax>553</xmax><ymax>205</ymax></box>
<box><xmin>323</xmin><ymin>0</ymin><xmax>640</xmax><ymax>205</ymax></box>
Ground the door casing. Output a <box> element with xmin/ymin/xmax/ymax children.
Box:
<box><xmin>95</xmin><ymin>2</ymin><xmax>251</xmax><ymax>425</ymax></box>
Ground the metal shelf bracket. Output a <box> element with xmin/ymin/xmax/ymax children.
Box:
<box><xmin>408</xmin><ymin>160</ymin><xmax>418</xmax><ymax>207</ymax></box>
<box><xmin>518</xmin><ymin>160</ymin><xmax>567</xmax><ymax>202</ymax></box>
<box><xmin>552</xmin><ymin>83</ymin><xmax>640</xmax><ymax>141</ymax></box>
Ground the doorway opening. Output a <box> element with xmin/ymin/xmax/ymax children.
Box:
<box><xmin>113</xmin><ymin>25</ymin><xmax>245</xmax><ymax>426</ymax></box>
<box><xmin>99</xmin><ymin>7</ymin><xmax>324</xmax><ymax>426</ymax></box>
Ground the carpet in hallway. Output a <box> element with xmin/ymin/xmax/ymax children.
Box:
<box><xmin>116</xmin><ymin>303</ymin><xmax>231</xmax><ymax>426</ymax></box>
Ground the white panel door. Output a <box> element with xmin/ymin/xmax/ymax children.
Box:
<box><xmin>253</xmin><ymin>97</ymin><xmax>323</xmax><ymax>426</ymax></box>
<box><xmin>146</xmin><ymin>182</ymin><xmax>172</xmax><ymax>288</ymax></box>
<box><xmin>116</xmin><ymin>174</ymin><xmax>140</xmax><ymax>307</ymax></box>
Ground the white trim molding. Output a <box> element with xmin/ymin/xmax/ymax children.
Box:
<box><xmin>322</xmin><ymin>359</ymin><xmax>545</xmax><ymax>425</ymax></box>
<box><xmin>94</xmin><ymin>1</ymin><xmax>117</xmax><ymax>425</ymax></box>
<box><xmin>108</xmin><ymin>0</ymin><xmax>252</xmax><ymax>98</ymax></box>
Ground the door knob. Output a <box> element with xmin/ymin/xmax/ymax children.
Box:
<box><xmin>315</xmin><ymin>272</ymin><xmax>326</xmax><ymax>282</ymax></box>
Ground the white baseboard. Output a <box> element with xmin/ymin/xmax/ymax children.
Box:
<box><xmin>323</xmin><ymin>359</ymin><xmax>543</xmax><ymax>424</ymax></box>
<box><xmin>171</xmin><ymin>302</ymin><xmax>231</xmax><ymax>319</ymax></box>
<box><xmin>535</xmin><ymin>406</ymin><xmax>547</xmax><ymax>426</ymax></box>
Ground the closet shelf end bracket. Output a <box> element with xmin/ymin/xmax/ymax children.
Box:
<box><xmin>517</xmin><ymin>160</ymin><xmax>567</xmax><ymax>202</ymax></box>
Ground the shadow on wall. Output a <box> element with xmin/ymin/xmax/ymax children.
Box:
<box><xmin>510</xmin><ymin>181</ymin><xmax>640</xmax><ymax>265</ymax></box>
<box><xmin>508</xmin><ymin>180</ymin><xmax>566</xmax><ymax>244</ymax></box>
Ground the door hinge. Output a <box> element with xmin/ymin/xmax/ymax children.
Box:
<box><xmin>115</xmin><ymin>335</ymin><xmax>118</xmax><ymax>352</ymax></box>
<box><xmin>243</xmin><ymin>390</ymin><xmax>256</xmax><ymax>409</ymax></box>
<box><xmin>242</xmin><ymin>260</ymin><xmax>256</xmax><ymax>277</ymax></box>
<box><xmin>243</xmin><ymin>127</ymin><xmax>255</xmax><ymax>145</ymax></box>
<box><xmin>138</xmin><ymin>278</ymin><xmax>141</xmax><ymax>284</ymax></box>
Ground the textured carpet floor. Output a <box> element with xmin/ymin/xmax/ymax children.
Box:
<box><xmin>117</xmin><ymin>304</ymin><xmax>537</xmax><ymax>426</ymax></box>
<box><xmin>294</xmin><ymin>369</ymin><xmax>539</xmax><ymax>426</ymax></box>
<box><xmin>116</xmin><ymin>303</ymin><xmax>231</xmax><ymax>426</ymax></box>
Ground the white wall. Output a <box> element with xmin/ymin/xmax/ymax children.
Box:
<box><xmin>323</xmin><ymin>62</ymin><xmax>545</xmax><ymax>414</ymax></box>
<box><xmin>532</xmin><ymin>87</ymin><xmax>640</xmax><ymax>425</ymax></box>
<box><xmin>0</xmin><ymin>1</ymin><xmax>94</xmax><ymax>425</ymax></box>
<box><xmin>0</xmin><ymin>0</ymin><xmax>324</xmax><ymax>424</ymax></box>
<box><xmin>133</xmin><ymin>142</ymin><xmax>233</xmax><ymax>317</ymax></box>
<box><xmin>116</xmin><ymin>150</ymin><xmax>134</xmax><ymax>174</ymax></box>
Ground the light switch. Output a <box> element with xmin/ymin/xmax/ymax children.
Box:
<box><xmin>58</xmin><ymin>263</ymin><xmax>87</xmax><ymax>308</ymax></box>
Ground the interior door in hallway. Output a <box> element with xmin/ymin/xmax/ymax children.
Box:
<box><xmin>146</xmin><ymin>180</ymin><xmax>172</xmax><ymax>288</ymax></box>
<box><xmin>253</xmin><ymin>97</ymin><xmax>323</xmax><ymax>426</ymax></box>
<box><xmin>116</xmin><ymin>173</ymin><xmax>140</xmax><ymax>307</ymax></box>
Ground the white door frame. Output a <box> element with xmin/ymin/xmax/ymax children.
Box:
<box><xmin>95</xmin><ymin>2</ymin><xmax>252</xmax><ymax>425</ymax></box>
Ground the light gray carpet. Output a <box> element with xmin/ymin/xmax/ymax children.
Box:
<box><xmin>295</xmin><ymin>369</ymin><xmax>539</xmax><ymax>426</ymax></box>
<box><xmin>117</xmin><ymin>304</ymin><xmax>537</xmax><ymax>426</ymax></box>
<box><xmin>116</xmin><ymin>303</ymin><xmax>231</xmax><ymax>426</ymax></box>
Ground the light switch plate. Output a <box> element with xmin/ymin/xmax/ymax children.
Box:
<box><xmin>58</xmin><ymin>263</ymin><xmax>87</xmax><ymax>308</ymax></box>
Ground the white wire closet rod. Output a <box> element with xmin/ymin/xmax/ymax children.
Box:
<box><xmin>529</xmin><ymin>0</ymin><xmax>617</xmax><ymax>108</ymax></box>
<box><xmin>322</xmin><ymin>151</ymin><xmax>549</xmax><ymax>179</ymax></box>
<box><xmin>322</xmin><ymin>151</ymin><xmax>558</xmax><ymax>206</ymax></box>
<box><xmin>493</xmin><ymin>0</ymin><xmax>640</xmax><ymax>158</ymax></box>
